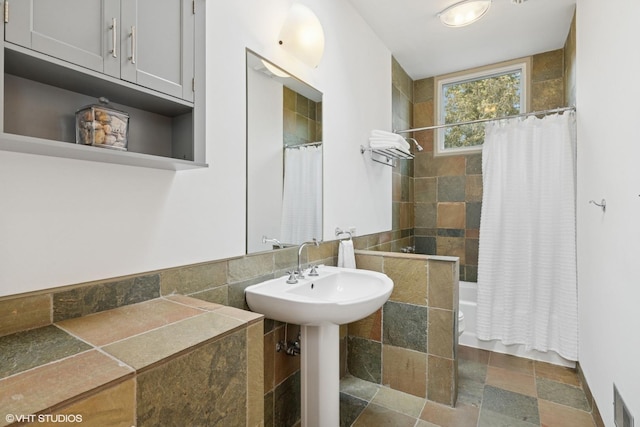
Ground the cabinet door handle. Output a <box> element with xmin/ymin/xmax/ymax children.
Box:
<box><xmin>129</xmin><ymin>25</ymin><xmax>136</xmax><ymax>64</ymax></box>
<box><xmin>110</xmin><ymin>18</ymin><xmax>117</xmax><ymax>58</ymax></box>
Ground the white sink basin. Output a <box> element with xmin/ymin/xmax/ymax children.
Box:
<box><xmin>244</xmin><ymin>266</ymin><xmax>393</xmax><ymax>325</ymax></box>
<box><xmin>246</xmin><ymin>266</ymin><xmax>394</xmax><ymax>426</ymax></box>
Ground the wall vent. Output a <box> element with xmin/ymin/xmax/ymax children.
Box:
<box><xmin>614</xmin><ymin>384</ymin><xmax>634</xmax><ymax>427</ymax></box>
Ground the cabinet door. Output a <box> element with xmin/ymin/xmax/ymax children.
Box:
<box><xmin>4</xmin><ymin>0</ymin><xmax>120</xmax><ymax>77</ymax></box>
<box><xmin>120</xmin><ymin>0</ymin><xmax>194</xmax><ymax>101</ymax></box>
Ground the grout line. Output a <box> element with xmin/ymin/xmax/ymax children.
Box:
<box><xmin>416</xmin><ymin>397</ymin><xmax>428</xmax><ymax>426</ymax></box>
<box><xmin>534</xmin><ymin>373</ymin><xmax>541</xmax><ymax>427</ymax></box>
<box><xmin>476</xmin><ymin>380</ymin><xmax>486</xmax><ymax>427</ymax></box>
<box><xmin>53</xmin><ymin>324</ymin><xmax>137</xmax><ymax>372</ymax></box>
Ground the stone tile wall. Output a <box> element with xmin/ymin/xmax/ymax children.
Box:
<box><xmin>392</xmin><ymin>57</ymin><xmax>415</xmax><ymax>235</ymax></box>
<box><xmin>353</xmin><ymin>228</ymin><xmax>414</xmax><ymax>254</ymax></box>
<box><xmin>283</xmin><ymin>86</ymin><xmax>322</xmax><ymax>146</ymax></box>
<box><xmin>136</xmin><ymin>329</ymin><xmax>250</xmax><ymax>426</ymax></box>
<box><xmin>564</xmin><ymin>11</ymin><xmax>577</xmax><ymax>108</ymax></box>
<box><xmin>348</xmin><ymin>250</ymin><xmax>459</xmax><ymax>407</ymax></box>
<box><xmin>408</xmin><ymin>48</ymin><xmax>567</xmax><ymax>282</ymax></box>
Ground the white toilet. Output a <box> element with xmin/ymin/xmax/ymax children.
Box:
<box><xmin>458</xmin><ymin>310</ymin><xmax>465</xmax><ymax>337</ymax></box>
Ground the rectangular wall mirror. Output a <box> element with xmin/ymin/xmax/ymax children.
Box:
<box><xmin>246</xmin><ymin>49</ymin><xmax>323</xmax><ymax>254</ymax></box>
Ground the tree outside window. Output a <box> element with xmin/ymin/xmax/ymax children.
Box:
<box><xmin>436</xmin><ymin>61</ymin><xmax>527</xmax><ymax>155</ymax></box>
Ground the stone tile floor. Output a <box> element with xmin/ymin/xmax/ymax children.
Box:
<box><xmin>340</xmin><ymin>346</ymin><xmax>598</xmax><ymax>427</ymax></box>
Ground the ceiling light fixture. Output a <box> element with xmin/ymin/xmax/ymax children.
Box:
<box><xmin>438</xmin><ymin>0</ymin><xmax>492</xmax><ymax>28</ymax></box>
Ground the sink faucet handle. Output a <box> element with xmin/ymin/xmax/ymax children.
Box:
<box><xmin>286</xmin><ymin>271</ymin><xmax>298</xmax><ymax>284</ymax></box>
<box><xmin>308</xmin><ymin>265</ymin><xmax>319</xmax><ymax>276</ymax></box>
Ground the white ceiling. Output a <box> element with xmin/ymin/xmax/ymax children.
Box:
<box><xmin>347</xmin><ymin>0</ymin><xmax>576</xmax><ymax>80</ymax></box>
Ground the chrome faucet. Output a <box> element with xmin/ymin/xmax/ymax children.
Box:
<box><xmin>262</xmin><ymin>235</ymin><xmax>283</xmax><ymax>248</ymax></box>
<box><xmin>262</xmin><ymin>235</ymin><xmax>295</xmax><ymax>249</ymax></box>
<box><xmin>296</xmin><ymin>238</ymin><xmax>320</xmax><ymax>278</ymax></box>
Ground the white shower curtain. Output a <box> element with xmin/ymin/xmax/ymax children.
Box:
<box><xmin>476</xmin><ymin>111</ymin><xmax>578</xmax><ymax>361</ymax></box>
<box><xmin>280</xmin><ymin>145</ymin><xmax>322</xmax><ymax>244</ymax></box>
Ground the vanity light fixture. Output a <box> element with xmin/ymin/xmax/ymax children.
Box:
<box><xmin>278</xmin><ymin>3</ymin><xmax>325</xmax><ymax>68</ymax></box>
<box><xmin>261</xmin><ymin>59</ymin><xmax>290</xmax><ymax>78</ymax></box>
<box><xmin>438</xmin><ymin>0</ymin><xmax>492</xmax><ymax>28</ymax></box>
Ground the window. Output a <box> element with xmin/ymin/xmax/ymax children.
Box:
<box><xmin>435</xmin><ymin>59</ymin><xmax>529</xmax><ymax>155</ymax></box>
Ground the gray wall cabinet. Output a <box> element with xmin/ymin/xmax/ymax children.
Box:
<box><xmin>0</xmin><ymin>0</ymin><xmax>205</xmax><ymax>170</ymax></box>
<box><xmin>121</xmin><ymin>0</ymin><xmax>195</xmax><ymax>102</ymax></box>
<box><xmin>5</xmin><ymin>0</ymin><xmax>121</xmax><ymax>78</ymax></box>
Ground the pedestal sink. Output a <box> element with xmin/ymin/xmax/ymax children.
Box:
<box><xmin>245</xmin><ymin>266</ymin><xmax>393</xmax><ymax>427</ymax></box>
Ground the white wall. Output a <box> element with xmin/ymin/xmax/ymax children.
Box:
<box><xmin>0</xmin><ymin>0</ymin><xmax>392</xmax><ymax>297</ymax></box>
<box><xmin>577</xmin><ymin>0</ymin><xmax>640</xmax><ymax>425</ymax></box>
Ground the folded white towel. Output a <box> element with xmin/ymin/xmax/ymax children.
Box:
<box><xmin>369</xmin><ymin>136</ymin><xmax>410</xmax><ymax>149</ymax></box>
<box><xmin>369</xmin><ymin>138</ymin><xmax>411</xmax><ymax>155</ymax></box>
<box><xmin>370</xmin><ymin>130</ymin><xmax>409</xmax><ymax>145</ymax></box>
<box><xmin>370</xmin><ymin>129</ymin><xmax>399</xmax><ymax>139</ymax></box>
<box><xmin>369</xmin><ymin>130</ymin><xmax>411</xmax><ymax>153</ymax></box>
<box><xmin>338</xmin><ymin>240</ymin><xmax>356</xmax><ymax>269</ymax></box>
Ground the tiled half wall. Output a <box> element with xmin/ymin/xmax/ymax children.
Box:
<box><xmin>348</xmin><ymin>250</ymin><xmax>460</xmax><ymax>406</ymax></box>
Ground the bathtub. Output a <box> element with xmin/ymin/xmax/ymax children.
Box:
<box><xmin>458</xmin><ymin>281</ymin><xmax>575</xmax><ymax>368</ymax></box>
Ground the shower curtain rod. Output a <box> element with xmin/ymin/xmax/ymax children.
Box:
<box><xmin>284</xmin><ymin>141</ymin><xmax>323</xmax><ymax>149</ymax></box>
<box><xmin>395</xmin><ymin>106</ymin><xmax>575</xmax><ymax>134</ymax></box>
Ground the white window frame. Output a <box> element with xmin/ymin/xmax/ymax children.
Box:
<box><xmin>434</xmin><ymin>58</ymin><xmax>530</xmax><ymax>156</ymax></box>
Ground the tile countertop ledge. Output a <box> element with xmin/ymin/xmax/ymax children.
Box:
<box><xmin>354</xmin><ymin>249</ymin><xmax>460</xmax><ymax>263</ymax></box>
<box><xmin>0</xmin><ymin>296</ymin><xmax>263</xmax><ymax>425</ymax></box>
